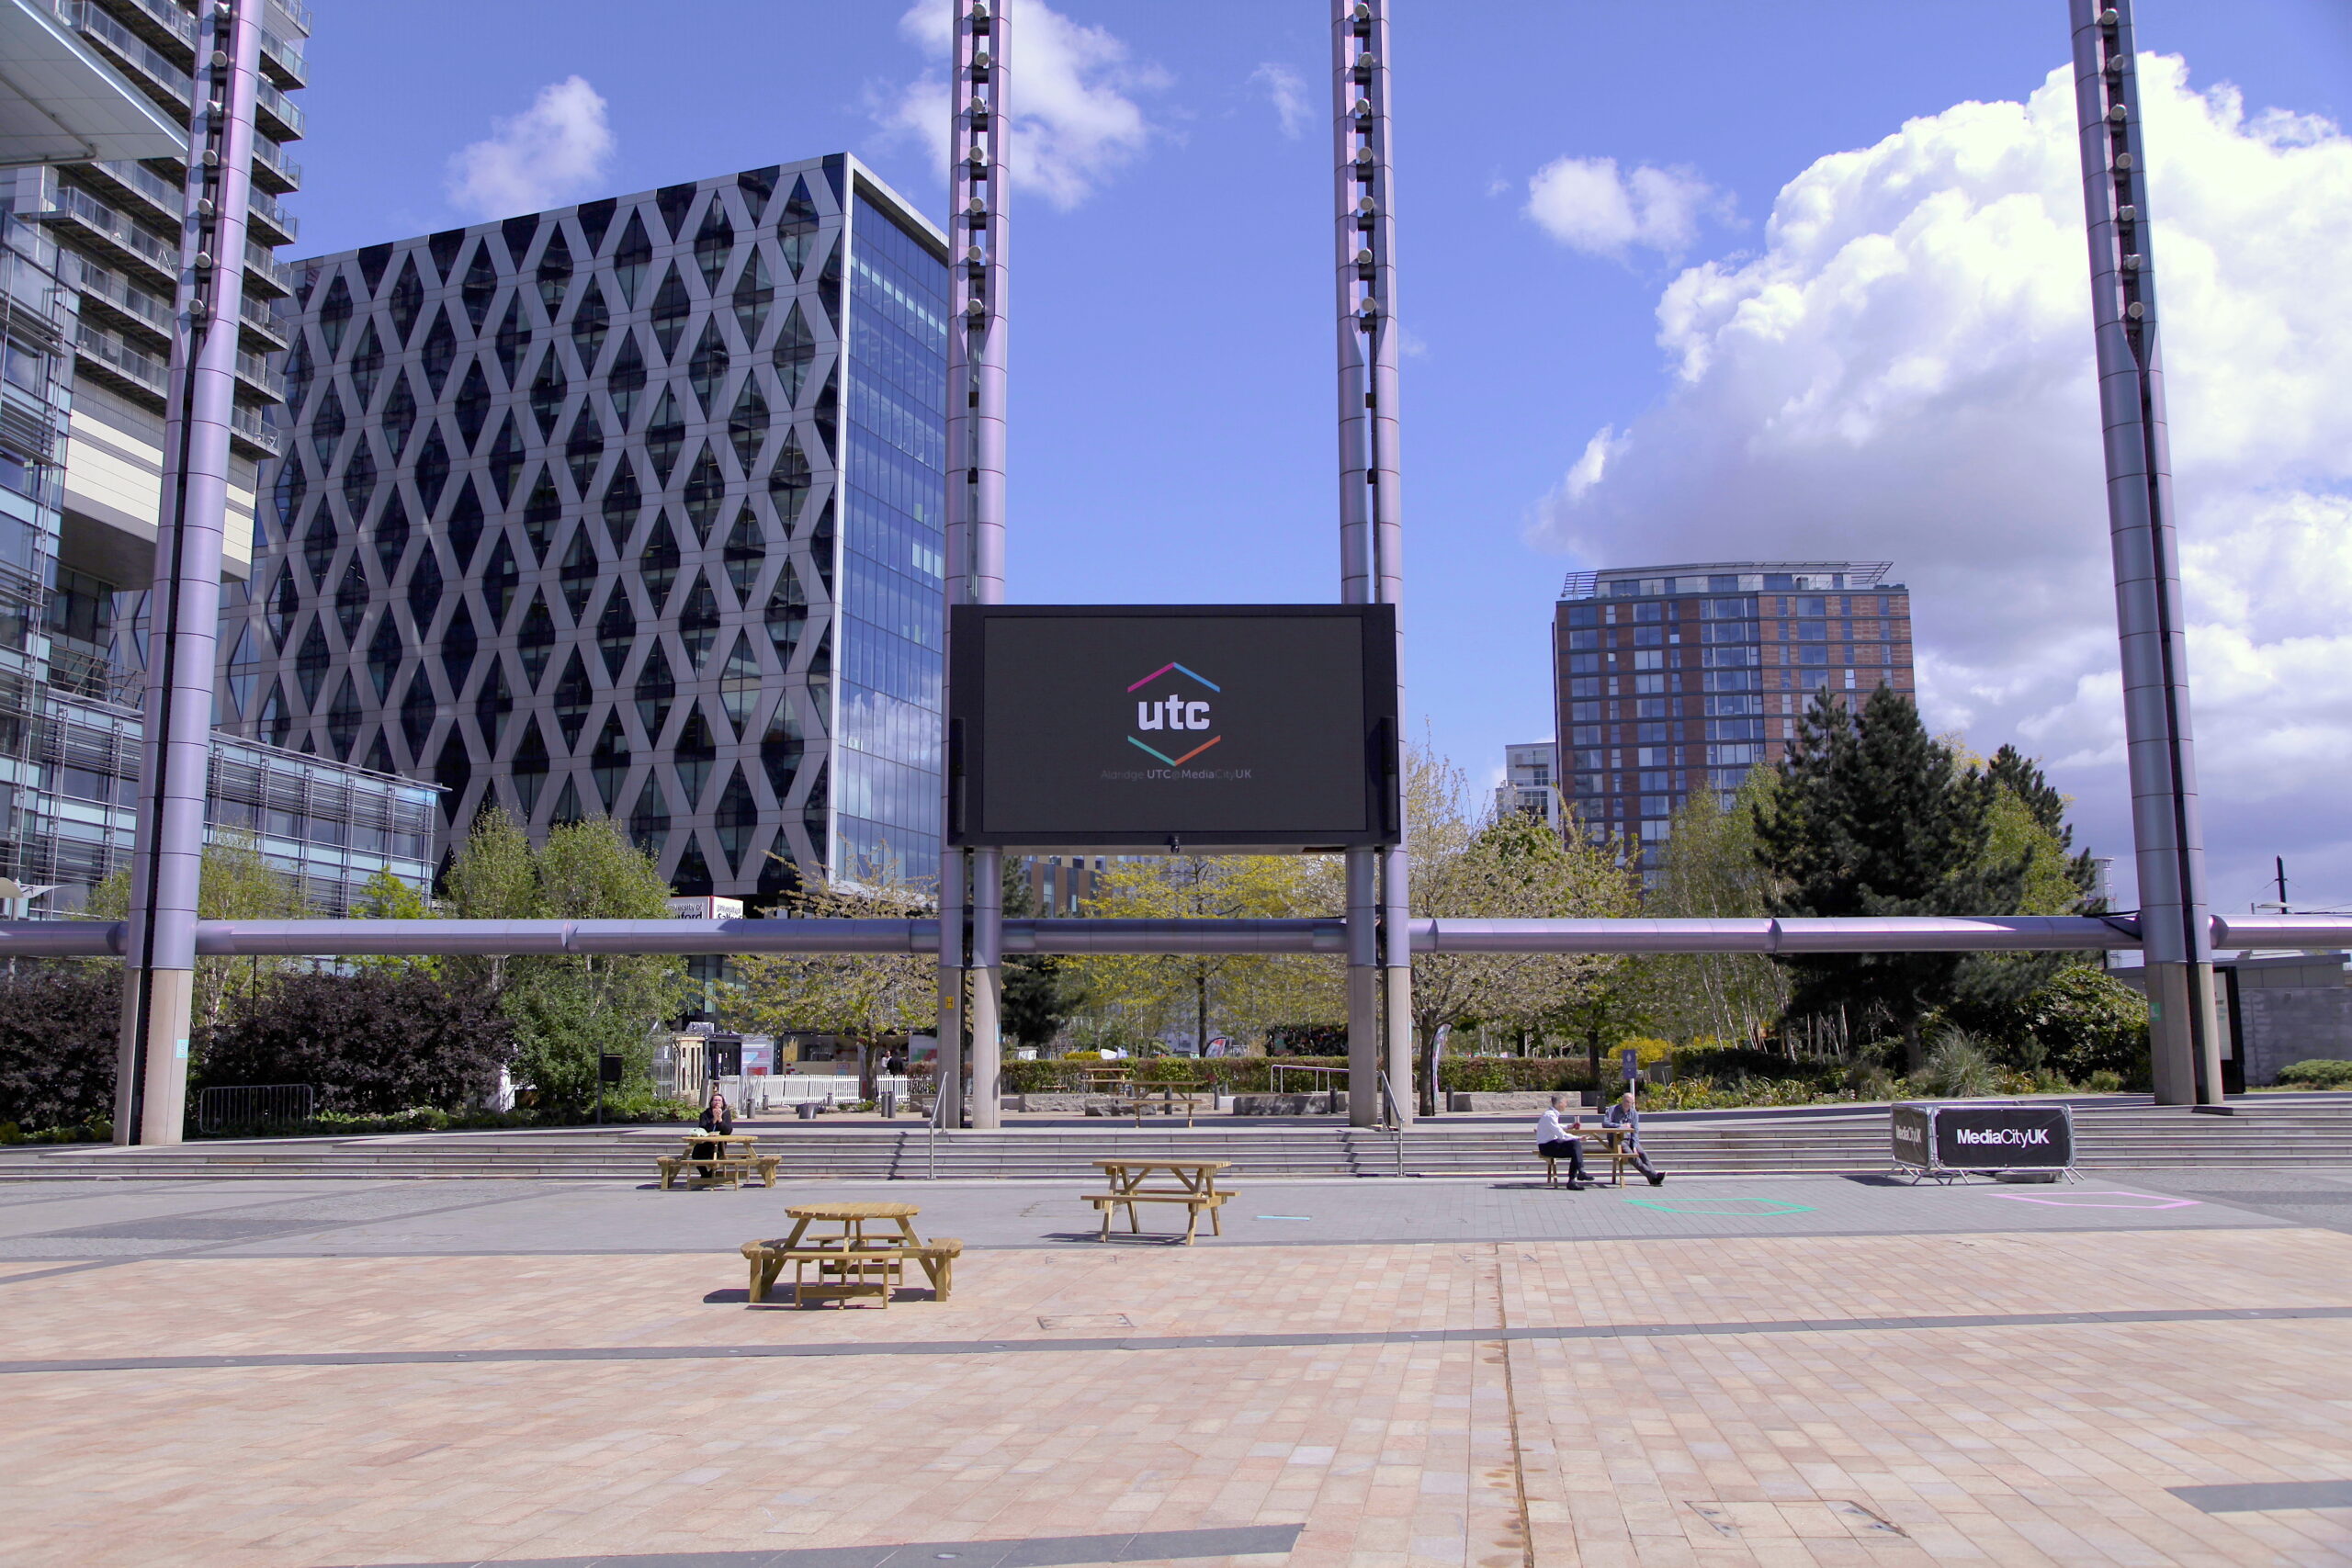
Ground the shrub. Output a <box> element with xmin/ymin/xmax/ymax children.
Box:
<box><xmin>1436</xmin><ymin>1056</ymin><xmax>1595</xmax><ymax>1094</ymax></box>
<box><xmin>0</xmin><ymin>962</ymin><xmax>120</xmax><ymax>1134</ymax></box>
<box><xmin>198</xmin><ymin>970</ymin><xmax>514</xmax><ymax>1116</ymax></box>
<box><xmin>1983</xmin><ymin>965</ymin><xmax>2150</xmax><ymax>1085</ymax></box>
<box><xmin>2083</xmin><ymin>1069</ymin><xmax>2125</xmax><ymax>1092</ymax></box>
<box><xmin>1911</xmin><ymin>1031</ymin><xmax>2001</xmax><ymax>1099</ymax></box>
<box><xmin>2277</xmin><ymin>1058</ymin><xmax>2352</xmax><ymax>1089</ymax></box>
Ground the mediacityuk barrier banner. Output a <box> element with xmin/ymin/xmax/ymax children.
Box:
<box><xmin>1892</xmin><ymin>1102</ymin><xmax>2075</xmax><ymax>1172</ymax></box>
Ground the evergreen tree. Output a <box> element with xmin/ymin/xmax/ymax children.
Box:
<box><xmin>1754</xmin><ymin>688</ymin><xmax>2026</xmax><ymax>1068</ymax></box>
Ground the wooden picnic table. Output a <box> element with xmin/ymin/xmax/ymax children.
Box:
<box><xmin>1102</xmin><ymin>1078</ymin><xmax>1210</xmax><ymax>1128</ymax></box>
<box><xmin>1539</xmin><ymin>1128</ymin><xmax>1631</xmax><ymax>1189</ymax></box>
<box><xmin>658</xmin><ymin>1132</ymin><xmax>776</xmax><ymax>1190</ymax></box>
<box><xmin>1085</xmin><ymin>1157</ymin><xmax>1234</xmax><ymax>1244</ymax></box>
<box><xmin>738</xmin><ymin>1201</ymin><xmax>964</xmax><ymax>1307</ymax></box>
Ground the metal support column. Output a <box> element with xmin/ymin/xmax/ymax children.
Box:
<box><xmin>940</xmin><ymin>0</ymin><xmax>1008</xmax><ymax>1128</ymax></box>
<box><xmin>114</xmin><ymin>0</ymin><xmax>264</xmax><ymax>1145</ymax></box>
<box><xmin>1334</xmin><ymin>0</ymin><xmax>1408</xmax><ymax>1126</ymax></box>
<box><xmin>2067</xmin><ymin>0</ymin><xmax>2220</xmax><ymax>1105</ymax></box>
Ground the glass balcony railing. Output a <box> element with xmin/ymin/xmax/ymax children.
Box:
<box><xmin>254</xmin><ymin>79</ymin><xmax>303</xmax><ymax>141</ymax></box>
<box><xmin>74</xmin><ymin>322</ymin><xmax>168</xmax><ymax>395</ymax></box>
<box><xmin>228</xmin><ymin>401</ymin><xmax>281</xmax><ymax>454</ymax></box>
<box><xmin>64</xmin><ymin>1</ymin><xmax>194</xmax><ymax>107</ymax></box>
<box><xmin>80</xmin><ymin>157</ymin><xmax>181</xmax><ymax>228</ymax></box>
<box><xmin>101</xmin><ymin>0</ymin><xmax>198</xmax><ymax>54</ymax></box>
<box><xmin>30</xmin><ymin>184</ymin><xmax>179</xmax><ymax>279</ymax></box>
<box><xmin>234</xmin><ymin>347</ymin><xmax>283</xmax><ymax>398</ymax></box>
<box><xmin>252</xmin><ymin>137</ymin><xmax>302</xmax><ymax>193</ymax></box>
<box><xmin>238</xmin><ymin>291</ymin><xmax>289</xmax><ymax>346</ymax></box>
<box><xmin>258</xmin><ymin>27</ymin><xmax>305</xmax><ymax>87</ymax></box>
<box><xmin>74</xmin><ymin>261</ymin><xmax>172</xmax><ymax>335</ymax></box>
<box><xmin>247</xmin><ymin>186</ymin><xmax>299</xmax><ymax>243</ymax></box>
<box><xmin>243</xmin><ymin>242</ymin><xmax>293</xmax><ymax>296</ymax></box>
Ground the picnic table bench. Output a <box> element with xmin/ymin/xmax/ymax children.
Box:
<box><xmin>658</xmin><ymin>1132</ymin><xmax>778</xmax><ymax>1190</ymax></box>
<box><xmin>1541</xmin><ymin>1128</ymin><xmax>1631</xmax><ymax>1189</ymax></box>
<box><xmin>1100</xmin><ymin>1079</ymin><xmax>1211</xmax><ymax>1128</ymax></box>
<box><xmin>1084</xmin><ymin>1158</ymin><xmax>1234</xmax><ymax>1244</ymax></box>
<box><xmin>740</xmin><ymin>1201</ymin><xmax>963</xmax><ymax>1306</ymax></box>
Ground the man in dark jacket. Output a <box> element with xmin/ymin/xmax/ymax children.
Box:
<box><xmin>694</xmin><ymin>1091</ymin><xmax>734</xmax><ymax>1178</ymax></box>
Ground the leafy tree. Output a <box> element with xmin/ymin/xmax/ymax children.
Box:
<box><xmin>0</xmin><ymin>962</ymin><xmax>119</xmax><ymax>1134</ymax></box>
<box><xmin>442</xmin><ymin>808</ymin><xmax>686</xmax><ymax>1111</ymax></box>
<box><xmin>1407</xmin><ymin>745</ymin><xmax>1635</xmax><ymax>1113</ymax></box>
<box><xmin>86</xmin><ymin>828</ymin><xmax>307</xmax><ymax>1035</ymax></box>
<box><xmin>1962</xmin><ymin>963</ymin><xmax>2151</xmax><ymax>1086</ymax></box>
<box><xmin>1070</xmin><ymin>852</ymin><xmax>1342</xmax><ymax>1054</ymax></box>
<box><xmin>351</xmin><ymin>865</ymin><xmax>440</xmax><ymax>977</ymax></box>
<box><xmin>1638</xmin><ymin>767</ymin><xmax>1789</xmax><ymax>1046</ymax></box>
<box><xmin>198</xmin><ymin>969</ymin><xmax>514</xmax><ymax>1115</ymax></box>
<box><xmin>724</xmin><ymin>855</ymin><xmax>935</xmax><ymax>1098</ymax></box>
<box><xmin>1754</xmin><ymin>688</ymin><xmax>2028</xmax><ymax>1070</ymax></box>
<box><xmin>1000</xmin><ymin>860</ymin><xmax>1076</xmax><ymax>1051</ymax></box>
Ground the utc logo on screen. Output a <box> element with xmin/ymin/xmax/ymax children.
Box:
<box><xmin>1125</xmin><ymin>661</ymin><xmax>1222</xmax><ymax>767</ymax></box>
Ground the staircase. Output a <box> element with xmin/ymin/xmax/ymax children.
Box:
<box><xmin>4</xmin><ymin>1100</ymin><xmax>2349</xmax><ymax>1182</ymax></box>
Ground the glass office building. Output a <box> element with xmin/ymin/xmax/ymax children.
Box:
<box><xmin>224</xmin><ymin>156</ymin><xmax>949</xmax><ymax>896</ymax></box>
<box><xmin>1553</xmin><ymin>560</ymin><xmax>1915</xmax><ymax>867</ymax></box>
<box><xmin>0</xmin><ymin>0</ymin><xmax>436</xmax><ymax>916</ymax></box>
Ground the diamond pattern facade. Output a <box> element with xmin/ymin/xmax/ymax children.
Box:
<box><xmin>223</xmin><ymin>155</ymin><xmax>949</xmax><ymax>896</ymax></box>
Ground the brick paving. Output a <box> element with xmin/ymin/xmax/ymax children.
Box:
<box><xmin>1</xmin><ymin>1193</ymin><xmax>2349</xmax><ymax>1566</ymax></box>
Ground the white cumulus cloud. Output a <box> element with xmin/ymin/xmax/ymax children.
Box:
<box><xmin>1525</xmin><ymin>155</ymin><xmax>1727</xmax><ymax>258</ymax></box>
<box><xmin>1532</xmin><ymin>57</ymin><xmax>2352</xmax><ymax>908</ymax></box>
<box><xmin>445</xmin><ymin>76</ymin><xmax>615</xmax><ymax>220</ymax></box>
<box><xmin>879</xmin><ymin>0</ymin><xmax>1165</xmax><ymax>210</ymax></box>
<box><xmin>1249</xmin><ymin>62</ymin><xmax>1310</xmax><ymax>140</ymax></box>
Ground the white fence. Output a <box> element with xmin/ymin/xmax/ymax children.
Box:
<box><xmin>727</xmin><ymin>1074</ymin><xmax>912</xmax><ymax>1111</ymax></box>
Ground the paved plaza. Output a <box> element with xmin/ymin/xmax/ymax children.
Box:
<box><xmin>3</xmin><ymin>1170</ymin><xmax>2351</xmax><ymax>1567</ymax></box>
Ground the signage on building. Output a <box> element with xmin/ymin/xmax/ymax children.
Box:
<box><xmin>668</xmin><ymin>897</ymin><xmax>745</xmax><ymax>920</ymax></box>
<box><xmin>947</xmin><ymin>605</ymin><xmax>1398</xmax><ymax>850</ymax></box>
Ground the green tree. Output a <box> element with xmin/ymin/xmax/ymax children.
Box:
<box><xmin>86</xmin><ymin>828</ymin><xmax>307</xmax><ymax>1035</ymax></box>
<box><xmin>1755</xmin><ymin>689</ymin><xmax>2028</xmax><ymax>1070</ymax></box>
<box><xmin>1407</xmin><ymin>745</ymin><xmax>1635</xmax><ymax>1113</ymax></box>
<box><xmin>351</xmin><ymin>865</ymin><xmax>440</xmax><ymax>977</ymax></box>
<box><xmin>1000</xmin><ymin>861</ymin><xmax>1076</xmax><ymax>1051</ymax></box>
<box><xmin>723</xmin><ymin>855</ymin><xmax>935</xmax><ymax>1097</ymax></box>
<box><xmin>442</xmin><ymin>808</ymin><xmax>685</xmax><ymax>1111</ymax></box>
<box><xmin>1070</xmin><ymin>853</ymin><xmax>1342</xmax><ymax>1055</ymax></box>
<box><xmin>1639</xmin><ymin>767</ymin><xmax>1789</xmax><ymax>1046</ymax></box>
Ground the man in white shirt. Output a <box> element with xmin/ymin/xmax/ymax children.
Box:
<box><xmin>1533</xmin><ymin>1097</ymin><xmax>1593</xmax><ymax>1188</ymax></box>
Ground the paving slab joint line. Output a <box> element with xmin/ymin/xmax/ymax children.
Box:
<box><xmin>321</xmin><ymin>1520</ymin><xmax>1308</xmax><ymax>1567</ymax></box>
<box><xmin>6</xmin><ymin>1303</ymin><xmax>2350</xmax><ymax>1377</ymax></box>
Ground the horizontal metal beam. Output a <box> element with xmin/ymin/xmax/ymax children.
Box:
<box><xmin>3</xmin><ymin>912</ymin><xmax>2347</xmax><ymax>960</ymax></box>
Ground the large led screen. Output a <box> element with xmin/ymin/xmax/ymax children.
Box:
<box><xmin>947</xmin><ymin>605</ymin><xmax>1398</xmax><ymax>850</ymax></box>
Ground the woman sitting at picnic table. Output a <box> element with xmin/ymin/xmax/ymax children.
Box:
<box><xmin>693</xmin><ymin>1092</ymin><xmax>734</xmax><ymax>1178</ymax></box>
<box><xmin>1602</xmin><ymin>1089</ymin><xmax>1666</xmax><ymax>1186</ymax></box>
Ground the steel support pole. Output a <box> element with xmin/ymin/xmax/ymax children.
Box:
<box><xmin>2068</xmin><ymin>0</ymin><xmax>2219</xmax><ymax>1106</ymax></box>
<box><xmin>1335</xmin><ymin>0</ymin><xmax>1408</xmax><ymax>1126</ymax></box>
<box><xmin>940</xmin><ymin>0</ymin><xmax>1008</xmax><ymax>1128</ymax></box>
<box><xmin>114</xmin><ymin>0</ymin><xmax>263</xmax><ymax>1145</ymax></box>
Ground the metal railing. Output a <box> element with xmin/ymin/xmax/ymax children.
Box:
<box><xmin>238</xmin><ymin>290</ymin><xmax>289</xmax><ymax>345</ymax></box>
<box><xmin>106</xmin><ymin>0</ymin><xmax>198</xmax><ymax>52</ymax></box>
<box><xmin>248</xmin><ymin>186</ymin><xmax>299</xmax><ymax>243</ymax></box>
<box><xmin>258</xmin><ymin>26</ymin><xmax>304</xmax><ymax>85</ymax></box>
<box><xmin>195</xmin><ymin>1083</ymin><xmax>314</xmax><ymax>1134</ymax></box>
<box><xmin>227</xmin><ymin>400</ymin><xmax>281</xmax><ymax>453</ymax></box>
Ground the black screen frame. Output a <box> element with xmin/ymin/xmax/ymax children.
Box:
<box><xmin>945</xmin><ymin>604</ymin><xmax>1399</xmax><ymax>852</ymax></box>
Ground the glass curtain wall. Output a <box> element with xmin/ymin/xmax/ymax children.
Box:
<box><xmin>834</xmin><ymin>195</ymin><xmax>945</xmax><ymax>884</ymax></box>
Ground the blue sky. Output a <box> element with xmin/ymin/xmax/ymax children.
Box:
<box><xmin>288</xmin><ymin>1</ymin><xmax>2352</xmax><ymax>910</ymax></box>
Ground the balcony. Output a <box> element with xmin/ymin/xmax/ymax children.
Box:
<box><xmin>93</xmin><ymin>0</ymin><xmax>196</xmax><ymax>60</ymax></box>
<box><xmin>258</xmin><ymin>25</ymin><xmax>303</xmax><ymax>88</ymax></box>
<box><xmin>74</xmin><ymin>321</ymin><xmax>167</xmax><ymax>397</ymax></box>
<box><xmin>74</xmin><ymin>258</ymin><xmax>172</xmax><ymax>342</ymax></box>
<box><xmin>28</xmin><ymin>181</ymin><xmax>178</xmax><ymax>285</ymax></box>
<box><xmin>243</xmin><ymin>241</ymin><xmax>292</xmax><ymax>298</ymax></box>
<box><xmin>254</xmin><ymin>77</ymin><xmax>301</xmax><ymax>142</ymax></box>
<box><xmin>250</xmin><ymin>136</ymin><xmax>300</xmax><ymax>195</ymax></box>
<box><xmin>228</xmin><ymin>400</ymin><xmax>280</xmax><ymax>457</ymax></box>
<box><xmin>236</xmin><ymin>290</ymin><xmax>288</xmax><ymax>350</ymax></box>
<box><xmin>233</xmin><ymin>345</ymin><xmax>282</xmax><ymax>400</ymax></box>
<box><xmin>246</xmin><ymin>185</ymin><xmax>298</xmax><ymax>245</ymax></box>
<box><xmin>63</xmin><ymin>0</ymin><xmax>193</xmax><ymax>115</ymax></box>
<box><xmin>266</xmin><ymin>0</ymin><xmax>309</xmax><ymax>38</ymax></box>
<box><xmin>68</xmin><ymin>155</ymin><xmax>180</xmax><ymax>231</ymax></box>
